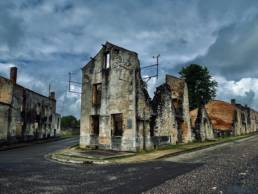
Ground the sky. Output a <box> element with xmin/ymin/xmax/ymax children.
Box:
<box><xmin>0</xmin><ymin>0</ymin><xmax>258</xmax><ymax>118</ymax></box>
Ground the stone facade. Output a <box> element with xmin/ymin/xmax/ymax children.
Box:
<box><xmin>151</xmin><ymin>84</ymin><xmax>178</xmax><ymax>145</ymax></box>
<box><xmin>0</xmin><ymin>67</ymin><xmax>61</xmax><ymax>144</ymax></box>
<box><xmin>233</xmin><ymin>101</ymin><xmax>258</xmax><ymax>135</ymax></box>
<box><xmin>80</xmin><ymin>42</ymin><xmax>258</xmax><ymax>152</ymax></box>
<box><xmin>151</xmin><ymin>75</ymin><xmax>192</xmax><ymax>145</ymax></box>
<box><xmin>164</xmin><ymin>75</ymin><xmax>192</xmax><ymax>143</ymax></box>
<box><xmin>79</xmin><ymin>42</ymin><xmax>194</xmax><ymax>152</ymax></box>
<box><xmin>80</xmin><ymin>42</ymin><xmax>152</xmax><ymax>152</ymax></box>
<box><xmin>0</xmin><ymin>102</ymin><xmax>10</xmax><ymax>143</ymax></box>
<box><xmin>190</xmin><ymin>99</ymin><xmax>258</xmax><ymax>138</ymax></box>
<box><xmin>190</xmin><ymin>106</ymin><xmax>214</xmax><ymax>141</ymax></box>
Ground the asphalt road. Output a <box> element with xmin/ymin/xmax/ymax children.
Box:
<box><xmin>0</xmin><ymin>136</ymin><xmax>258</xmax><ymax>194</ymax></box>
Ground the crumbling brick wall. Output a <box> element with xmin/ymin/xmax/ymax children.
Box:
<box><xmin>204</xmin><ymin>100</ymin><xmax>235</xmax><ymax>135</ymax></box>
<box><xmin>199</xmin><ymin>100</ymin><xmax>258</xmax><ymax>136</ymax></box>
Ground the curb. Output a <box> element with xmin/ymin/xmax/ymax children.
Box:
<box><xmin>48</xmin><ymin>134</ymin><xmax>258</xmax><ymax>165</ymax></box>
<box><xmin>48</xmin><ymin>153</ymin><xmax>110</xmax><ymax>165</ymax></box>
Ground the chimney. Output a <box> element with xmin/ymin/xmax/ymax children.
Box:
<box><xmin>50</xmin><ymin>92</ymin><xmax>55</xmax><ymax>99</ymax></box>
<box><xmin>231</xmin><ymin>99</ymin><xmax>236</xmax><ymax>105</ymax></box>
<box><xmin>10</xmin><ymin>67</ymin><xmax>17</xmax><ymax>84</ymax></box>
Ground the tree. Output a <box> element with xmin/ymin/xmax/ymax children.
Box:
<box><xmin>179</xmin><ymin>64</ymin><xmax>218</xmax><ymax>110</ymax></box>
<box><xmin>61</xmin><ymin>115</ymin><xmax>80</xmax><ymax>129</ymax></box>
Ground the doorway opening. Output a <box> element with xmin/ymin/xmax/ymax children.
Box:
<box><xmin>112</xmin><ymin>113</ymin><xmax>123</xmax><ymax>136</ymax></box>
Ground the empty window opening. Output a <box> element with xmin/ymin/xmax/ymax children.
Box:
<box><xmin>104</xmin><ymin>52</ymin><xmax>110</xmax><ymax>69</ymax></box>
<box><xmin>91</xmin><ymin>115</ymin><xmax>100</xmax><ymax>135</ymax></box>
<box><xmin>92</xmin><ymin>83</ymin><xmax>102</xmax><ymax>106</ymax></box>
<box><xmin>112</xmin><ymin>114</ymin><xmax>123</xmax><ymax>136</ymax></box>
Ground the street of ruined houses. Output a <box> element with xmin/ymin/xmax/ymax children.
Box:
<box><xmin>79</xmin><ymin>42</ymin><xmax>258</xmax><ymax>152</ymax></box>
<box><xmin>1</xmin><ymin>42</ymin><xmax>258</xmax><ymax>194</ymax></box>
<box><xmin>1</xmin><ymin>42</ymin><xmax>257</xmax><ymax>150</ymax></box>
<box><xmin>0</xmin><ymin>67</ymin><xmax>61</xmax><ymax>144</ymax></box>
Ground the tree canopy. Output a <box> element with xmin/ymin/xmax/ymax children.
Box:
<box><xmin>61</xmin><ymin>115</ymin><xmax>80</xmax><ymax>129</ymax></box>
<box><xmin>179</xmin><ymin>64</ymin><xmax>218</xmax><ymax>110</ymax></box>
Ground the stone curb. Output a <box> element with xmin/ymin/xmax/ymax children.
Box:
<box><xmin>49</xmin><ymin>153</ymin><xmax>110</xmax><ymax>165</ymax></box>
<box><xmin>49</xmin><ymin>134</ymin><xmax>258</xmax><ymax>165</ymax></box>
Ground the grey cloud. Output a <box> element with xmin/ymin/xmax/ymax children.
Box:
<box><xmin>235</xmin><ymin>90</ymin><xmax>256</xmax><ymax>107</ymax></box>
<box><xmin>1</xmin><ymin>0</ymin><xmax>258</xmax><ymax>117</ymax></box>
<box><xmin>0</xmin><ymin>2</ymin><xmax>24</xmax><ymax>49</ymax></box>
<box><xmin>191</xmin><ymin>14</ymin><xmax>258</xmax><ymax>80</ymax></box>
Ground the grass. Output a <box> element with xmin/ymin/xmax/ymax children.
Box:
<box><xmin>159</xmin><ymin>133</ymin><xmax>255</xmax><ymax>150</ymax></box>
<box><xmin>59</xmin><ymin>129</ymin><xmax>79</xmax><ymax>138</ymax></box>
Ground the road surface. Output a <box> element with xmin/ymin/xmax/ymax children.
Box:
<box><xmin>1</xmin><ymin>136</ymin><xmax>258</xmax><ymax>194</ymax></box>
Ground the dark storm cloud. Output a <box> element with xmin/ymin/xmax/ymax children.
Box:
<box><xmin>236</xmin><ymin>90</ymin><xmax>256</xmax><ymax>107</ymax></box>
<box><xmin>1</xmin><ymin>0</ymin><xmax>258</xmax><ymax>117</ymax></box>
<box><xmin>0</xmin><ymin>2</ymin><xmax>24</xmax><ymax>49</ymax></box>
<box><xmin>191</xmin><ymin>15</ymin><xmax>258</xmax><ymax>80</ymax></box>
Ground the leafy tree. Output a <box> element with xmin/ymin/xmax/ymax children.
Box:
<box><xmin>179</xmin><ymin>64</ymin><xmax>218</xmax><ymax>110</ymax></box>
<box><xmin>61</xmin><ymin>115</ymin><xmax>80</xmax><ymax>129</ymax></box>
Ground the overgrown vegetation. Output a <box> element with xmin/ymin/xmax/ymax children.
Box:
<box><xmin>61</xmin><ymin>115</ymin><xmax>80</xmax><ymax>129</ymax></box>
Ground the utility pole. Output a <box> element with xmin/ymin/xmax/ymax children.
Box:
<box><xmin>68</xmin><ymin>72</ymin><xmax>71</xmax><ymax>92</ymax></box>
<box><xmin>48</xmin><ymin>83</ymin><xmax>51</xmax><ymax>97</ymax></box>
<box><xmin>141</xmin><ymin>54</ymin><xmax>160</xmax><ymax>81</ymax></box>
<box><xmin>153</xmin><ymin>54</ymin><xmax>160</xmax><ymax>79</ymax></box>
<box><xmin>68</xmin><ymin>71</ymin><xmax>82</xmax><ymax>94</ymax></box>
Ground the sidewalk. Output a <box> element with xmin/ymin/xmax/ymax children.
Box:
<box><xmin>49</xmin><ymin>133</ymin><xmax>257</xmax><ymax>165</ymax></box>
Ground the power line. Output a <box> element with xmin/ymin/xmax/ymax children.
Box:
<box><xmin>68</xmin><ymin>72</ymin><xmax>82</xmax><ymax>94</ymax></box>
<box><xmin>141</xmin><ymin>54</ymin><xmax>160</xmax><ymax>82</ymax></box>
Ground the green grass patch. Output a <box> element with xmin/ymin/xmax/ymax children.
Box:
<box><xmin>59</xmin><ymin>130</ymin><xmax>79</xmax><ymax>138</ymax></box>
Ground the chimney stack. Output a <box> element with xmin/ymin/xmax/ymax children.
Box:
<box><xmin>50</xmin><ymin>92</ymin><xmax>55</xmax><ymax>99</ymax></box>
<box><xmin>231</xmin><ymin>99</ymin><xmax>236</xmax><ymax>105</ymax></box>
<box><xmin>10</xmin><ymin>67</ymin><xmax>17</xmax><ymax>84</ymax></box>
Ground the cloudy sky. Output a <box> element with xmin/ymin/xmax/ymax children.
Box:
<box><xmin>0</xmin><ymin>0</ymin><xmax>258</xmax><ymax>118</ymax></box>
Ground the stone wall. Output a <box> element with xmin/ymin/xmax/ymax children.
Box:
<box><xmin>151</xmin><ymin>84</ymin><xmax>178</xmax><ymax>145</ymax></box>
<box><xmin>165</xmin><ymin>75</ymin><xmax>192</xmax><ymax>143</ymax></box>
<box><xmin>0</xmin><ymin>103</ymin><xmax>10</xmax><ymax>143</ymax></box>
<box><xmin>233</xmin><ymin>104</ymin><xmax>258</xmax><ymax>135</ymax></box>
<box><xmin>192</xmin><ymin>100</ymin><xmax>258</xmax><ymax>137</ymax></box>
<box><xmin>80</xmin><ymin>42</ymin><xmax>258</xmax><ymax>152</ymax></box>
<box><xmin>191</xmin><ymin>106</ymin><xmax>214</xmax><ymax>141</ymax></box>
<box><xmin>80</xmin><ymin>42</ymin><xmax>152</xmax><ymax>151</ymax></box>
<box><xmin>0</xmin><ymin>77</ymin><xmax>13</xmax><ymax>104</ymax></box>
<box><xmin>0</xmin><ymin>72</ymin><xmax>60</xmax><ymax>144</ymax></box>
<box><xmin>205</xmin><ymin>100</ymin><xmax>235</xmax><ymax>133</ymax></box>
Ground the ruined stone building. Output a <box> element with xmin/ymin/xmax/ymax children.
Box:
<box><xmin>80</xmin><ymin>42</ymin><xmax>153</xmax><ymax>151</ymax></box>
<box><xmin>151</xmin><ymin>84</ymin><xmax>178</xmax><ymax>145</ymax></box>
<box><xmin>0</xmin><ymin>67</ymin><xmax>61</xmax><ymax>144</ymax></box>
<box><xmin>80</xmin><ymin>42</ymin><xmax>258</xmax><ymax>151</ymax></box>
<box><xmin>190</xmin><ymin>105</ymin><xmax>214</xmax><ymax>141</ymax></box>
<box><xmin>151</xmin><ymin>75</ymin><xmax>192</xmax><ymax>144</ymax></box>
<box><xmin>80</xmin><ymin>42</ymin><xmax>195</xmax><ymax>152</ymax></box>
<box><xmin>190</xmin><ymin>99</ymin><xmax>258</xmax><ymax>138</ymax></box>
<box><xmin>232</xmin><ymin>100</ymin><xmax>258</xmax><ymax>135</ymax></box>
